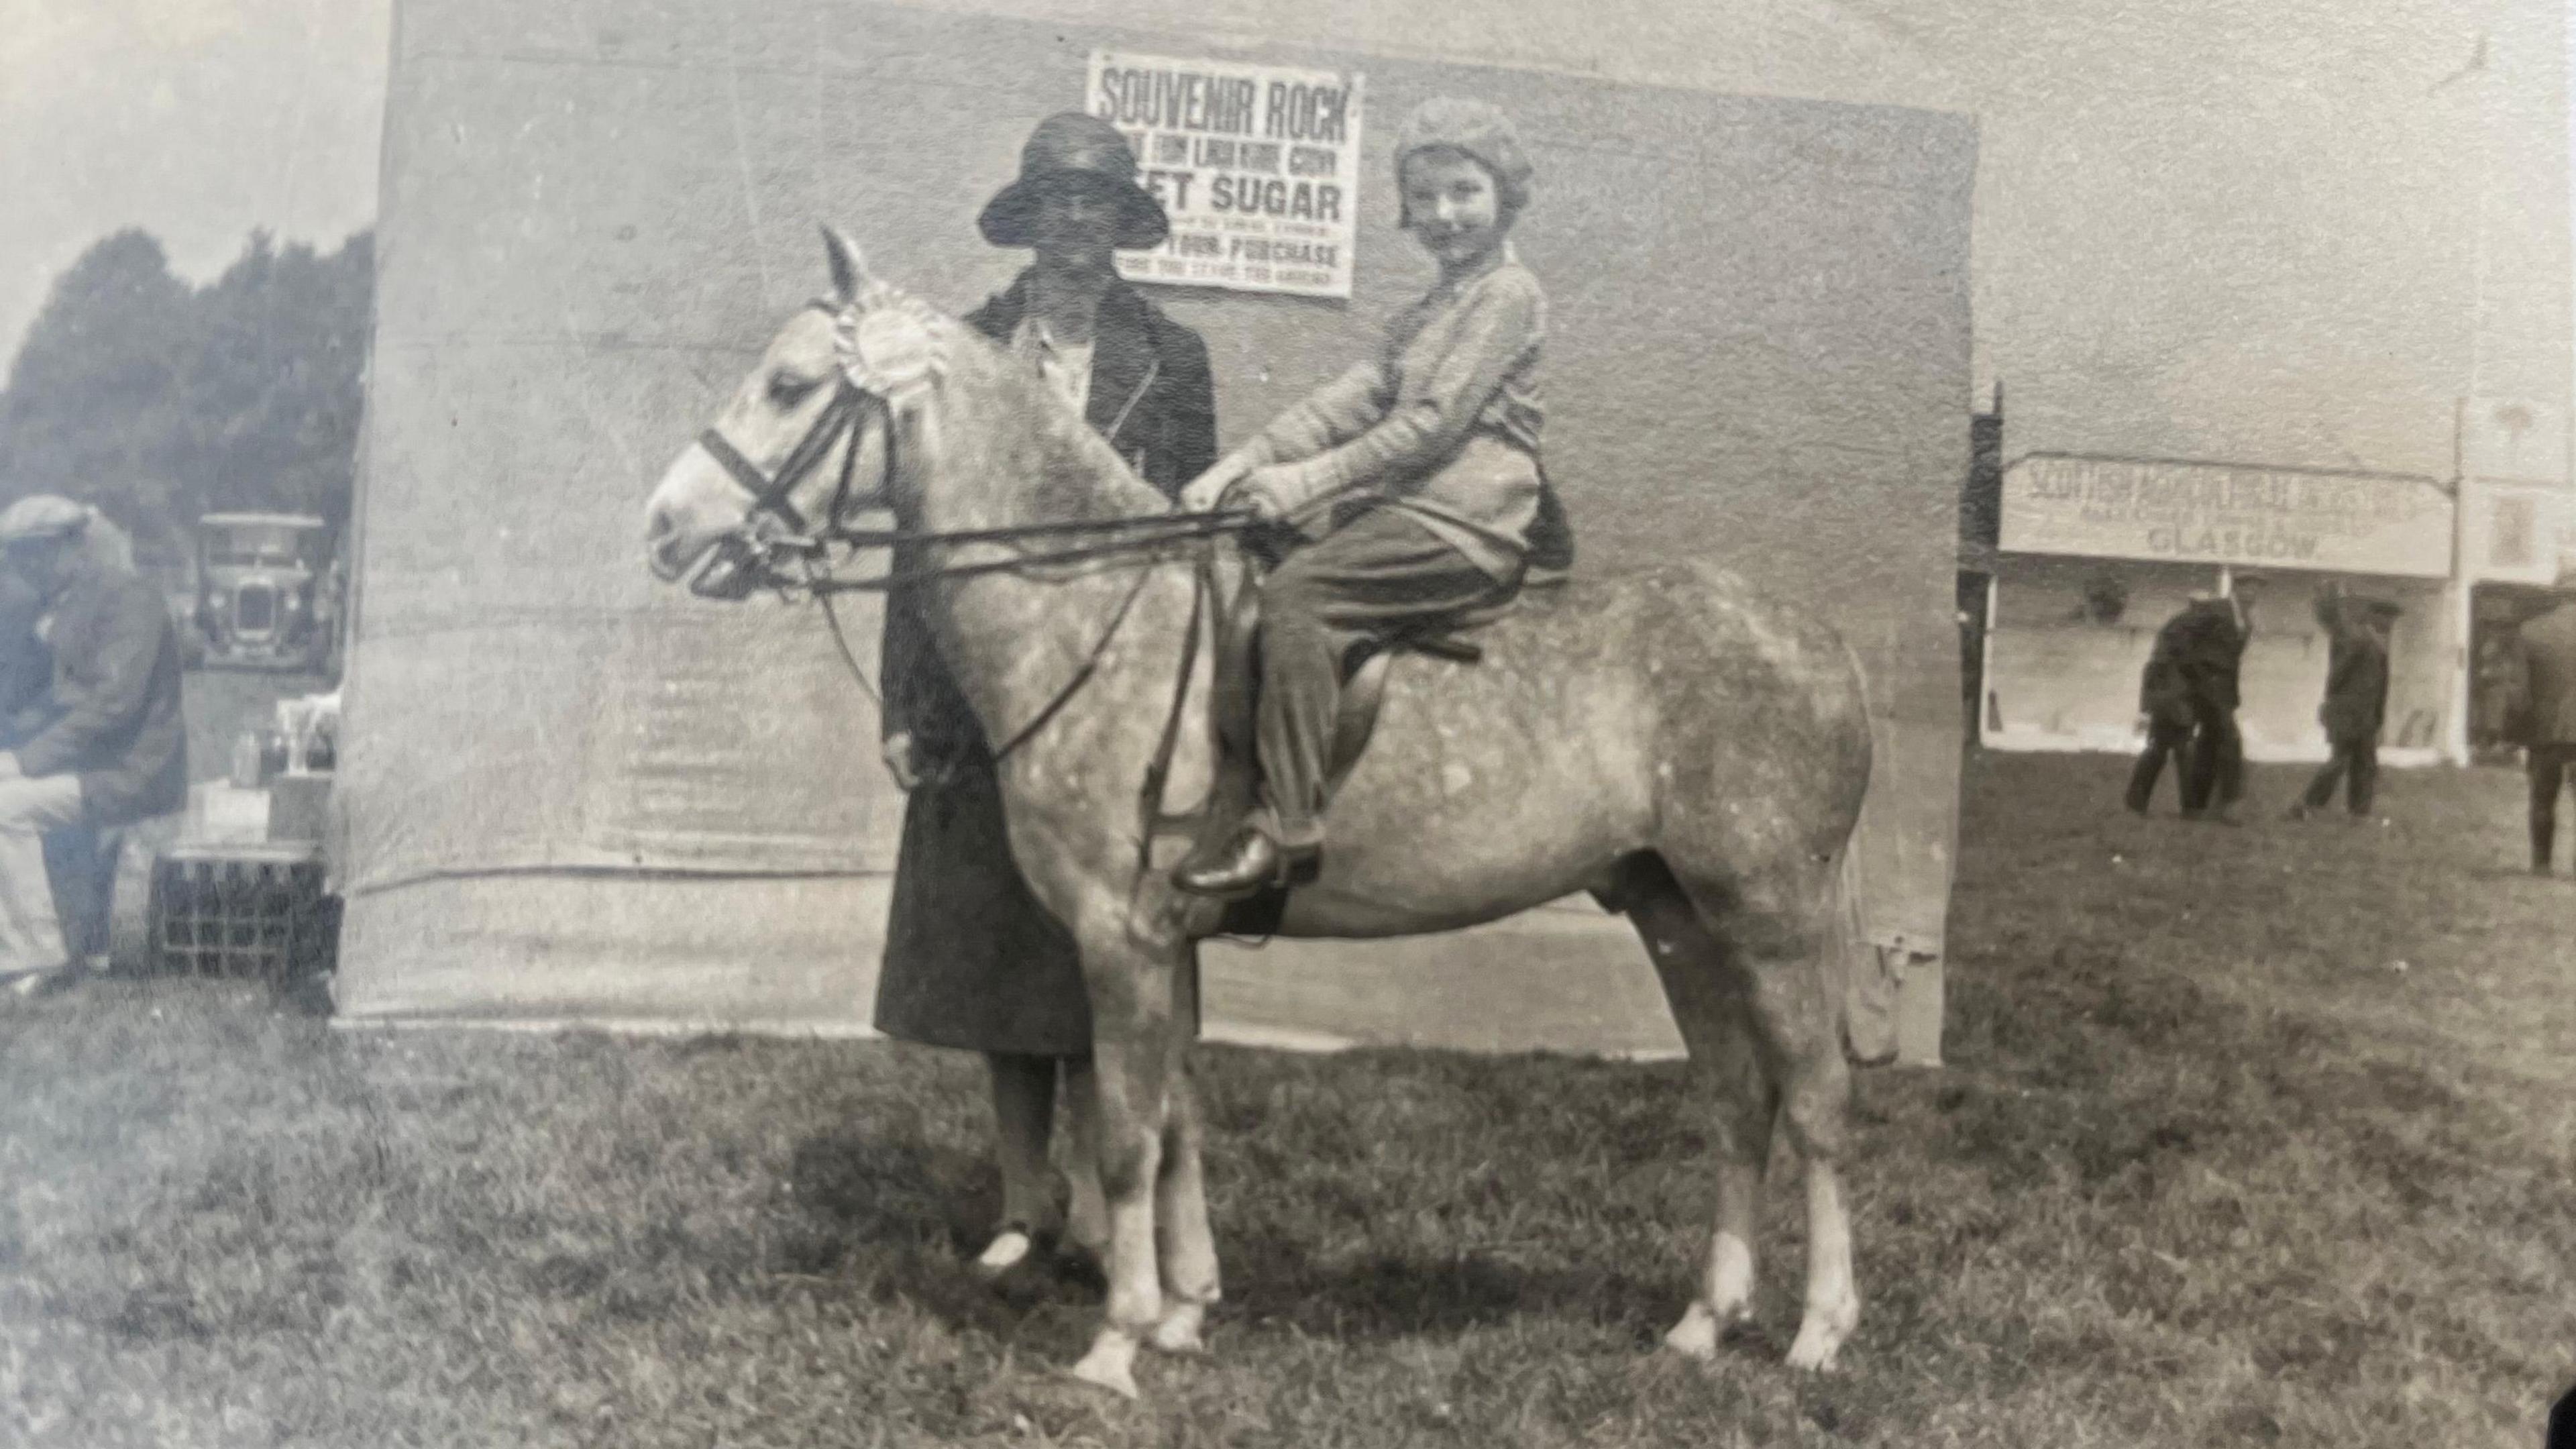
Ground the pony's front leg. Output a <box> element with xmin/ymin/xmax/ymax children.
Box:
<box><xmin>1065</xmin><ymin>929</ymin><xmax>1190</xmax><ymax>1399</ymax></box>
<box><xmin>1147</xmin><ymin>1052</ymin><xmax>1220</xmax><ymax>1354</ymax></box>
<box><xmin>1057</xmin><ymin>1022</ymin><xmax>1218</xmax><ymax>1337</ymax></box>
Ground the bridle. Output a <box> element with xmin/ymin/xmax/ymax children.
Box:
<box><xmin>687</xmin><ymin>295</ymin><xmax>1254</xmax><ymax>772</ymax></box>
<box><xmin>689</xmin><ymin>300</ymin><xmax>893</xmax><ymax>583</ymax></box>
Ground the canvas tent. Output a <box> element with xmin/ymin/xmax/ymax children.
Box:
<box><xmin>337</xmin><ymin>0</ymin><xmax>1969</xmax><ymax>1059</ymax></box>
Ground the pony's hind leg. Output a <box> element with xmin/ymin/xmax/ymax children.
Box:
<box><xmin>1696</xmin><ymin>865</ymin><xmax>1860</xmax><ymax>1372</ymax></box>
<box><xmin>1627</xmin><ymin>873</ymin><xmax>1776</xmax><ymax>1359</ymax></box>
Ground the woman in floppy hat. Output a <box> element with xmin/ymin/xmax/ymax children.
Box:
<box><xmin>872</xmin><ymin>111</ymin><xmax>1216</xmax><ymax>1277</ymax></box>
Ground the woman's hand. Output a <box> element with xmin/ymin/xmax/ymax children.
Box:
<box><xmin>1179</xmin><ymin>453</ymin><xmax>1254</xmax><ymax>513</ymax></box>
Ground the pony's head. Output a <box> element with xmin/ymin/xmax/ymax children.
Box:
<box><xmin>643</xmin><ymin>226</ymin><xmax>953</xmax><ymax>597</ymax></box>
<box><xmin>645</xmin><ymin>225</ymin><xmax>1173</xmax><ymax>598</ymax></box>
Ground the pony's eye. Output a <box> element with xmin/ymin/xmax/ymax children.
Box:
<box><xmin>767</xmin><ymin>371</ymin><xmax>818</xmax><ymax>407</ymax></box>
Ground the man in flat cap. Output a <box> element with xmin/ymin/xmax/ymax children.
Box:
<box><xmin>2288</xmin><ymin>584</ymin><xmax>2398</xmax><ymax>821</ymax></box>
<box><xmin>2512</xmin><ymin>561</ymin><xmax>2576</xmax><ymax>875</ymax></box>
<box><xmin>0</xmin><ymin>495</ymin><xmax>185</xmax><ymax>995</ymax></box>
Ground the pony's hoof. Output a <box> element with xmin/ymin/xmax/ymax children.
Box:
<box><xmin>1067</xmin><ymin>1332</ymin><xmax>1141</xmax><ymax>1400</ymax></box>
<box><xmin>1148</xmin><ymin>1301</ymin><xmax>1209</xmax><ymax>1356</ymax></box>
<box><xmin>1783</xmin><ymin>1310</ymin><xmax>1853</xmax><ymax>1372</ymax></box>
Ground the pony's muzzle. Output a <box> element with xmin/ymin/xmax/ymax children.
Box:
<box><xmin>645</xmin><ymin>502</ymin><xmax>692</xmax><ymax>582</ymax></box>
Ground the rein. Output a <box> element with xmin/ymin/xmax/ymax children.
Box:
<box><xmin>785</xmin><ymin>517</ymin><xmax>1243</xmax><ymax>767</ymax></box>
<box><xmin>781</xmin><ymin>511</ymin><xmax>1254</xmax><ymax>595</ymax></box>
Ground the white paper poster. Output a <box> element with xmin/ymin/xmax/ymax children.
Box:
<box><xmin>1088</xmin><ymin>50</ymin><xmax>1364</xmax><ymax>299</ymax></box>
<box><xmin>2000</xmin><ymin>454</ymin><xmax>2454</xmax><ymax>577</ymax></box>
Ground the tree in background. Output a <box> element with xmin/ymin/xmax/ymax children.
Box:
<box><xmin>0</xmin><ymin>226</ymin><xmax>373</xmax><ymax>573</ymax></box>
<box><xmin>181</xmin><ymin>229</ymin><xmax>373</xmax><ymax>532</ymax></box>
<box><xmin>0</xmin><ymin>230</ymin><xmax>197</xmax><ymax>555</ymax></box>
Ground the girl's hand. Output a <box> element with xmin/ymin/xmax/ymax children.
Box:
<box><xmin>1234</xmin><ymin>467</ymin><xmax>1332</xmax><ymax>539</ymax></box>
<box><xmin>1233</xmin><ymin>469</ymin><xmax>1293</xmax><ymax>523</ymax></box>
<box><xmin>1180</xmin><ymin>455</ymin><xmax>1254</xmax><ymax>513</ymax></box>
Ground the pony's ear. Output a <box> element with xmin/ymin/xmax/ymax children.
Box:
<box><xmin>820</xmin><ymin>224</ymin><xmax>871</xmax><ymax>306</ymax></box>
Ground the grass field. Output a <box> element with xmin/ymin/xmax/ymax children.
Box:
<box><xmin>1</xmin><ymin>752</ymin><xmax>2571</xmax><ymax>1447</ymax></box>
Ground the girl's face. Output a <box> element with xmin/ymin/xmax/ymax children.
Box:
<box><xmin>1401</xmin><ymin>150</ymin><xmax>1507</xmax><ymax>268</ymax></box>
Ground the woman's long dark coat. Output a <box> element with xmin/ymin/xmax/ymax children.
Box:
<box><xmin>871</xmin><ymin>272</ymin><xmax>1214</xmax><ymax>1054</ymax></box>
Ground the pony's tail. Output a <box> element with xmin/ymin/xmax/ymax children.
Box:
<box><xmin>1827</xmin><ymin>637</ymin><xmax>1896</xmax><ymax>1066</ymax></box>
<box><xmin>1833</xmin><ymin>845</ymin><xmax>1902</xmax><ymax>1067</ymax></box>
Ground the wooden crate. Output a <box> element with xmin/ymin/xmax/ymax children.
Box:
<box><xmin>147</xmin><ymin>843</ymin><xmax>337</xmax><ymax>982</ymax></box>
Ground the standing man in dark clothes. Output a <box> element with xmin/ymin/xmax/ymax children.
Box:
<box><xmin>2289</xmin><ymin>587</ymin><xmax>2396</xmax><ymax>820</ymax></box>
<box><xmin>2170</xmin><ymin>576</ymin><xmax>2263</xmax><ymax>821</ymax></box>
<box><xmin>2124</xmin><ymin>614</ymin><xmax>2198</xmax><ymax>814</ymax></box>
<box><xmin>0</xmin><ymin>496</ymin><xmax>184</xmax><ymax>994</ymax></box>
<box><xmin>2512</xmin><ymin>563</ymin><xmax>2576</xmax><ymax>875</ymax></box>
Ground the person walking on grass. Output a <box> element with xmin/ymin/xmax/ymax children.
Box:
<box><xmin>2510</xmin><ymin>561</ymin><xmax>2576</xmax><ymax>876</ymax></box>
<box><xmin>871</xmin><ymin>112</ymin><xmax>1218</xmax><ymax>1278</ymax></box>
<box><xmin>2288</xmin><ymin>586</ymin><xmax>2397</xmax><ymax>822</ymax></box>
<box><xmin>2170</xmin><ymin>575</ymin><xmax>2263</xmax><ymax>822</ymax></box>
<box><xmin>0</xmin><ymin>496</ymin><xmax>184</xmax><ymax>997</ymax></box>
<box><xmin>2129</xmin><ymin>578</ymin><xmax>2259</xmax><ymax>820</ymax></box>
<box><xmin>2125</xmin><ymin>612</ymin><xmax>2198</xmax><ymax>814</ymax></box>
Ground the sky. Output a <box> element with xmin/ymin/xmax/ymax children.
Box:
<box><xmin>0</xmin><ymin>0</ymin><xmax>389</xmax><ymax>362</ymax></box>
<box><xmin>0</xmin><ymin>0</ymin><xmax>2567</xmax><ymax>484</ymax></box>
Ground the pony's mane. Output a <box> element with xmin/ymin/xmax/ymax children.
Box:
<box><xmin>884</xmin><ymin>291</ymin><xmax>1173</xmax><ymax>525</ymax></box>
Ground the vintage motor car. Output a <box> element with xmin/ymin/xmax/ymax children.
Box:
<box><xmin>192</xmin><ymin>513</ymin><xmax>339</xmax><ymax>673</ymax></box>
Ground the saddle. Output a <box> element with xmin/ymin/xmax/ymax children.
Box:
<box><xmin>1189</xmin><ymin>572</ymin><xmax>1553</xmax><ymax>935</ymax></box>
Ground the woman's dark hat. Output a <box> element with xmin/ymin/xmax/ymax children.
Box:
<box><xmin>978</xmin><ymin>113</ymin><xmax>1171</xmax><ymax>251</ymax></box>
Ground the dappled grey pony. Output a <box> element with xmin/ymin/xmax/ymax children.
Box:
<box><xmin>643</xmin><ymin>229</ymin><xmax>1874</xmax><ymax>1397</ymax></box>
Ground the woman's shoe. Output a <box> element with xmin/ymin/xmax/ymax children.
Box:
<box><xmin>972</xmin><ymin>1220</ymin><xmax>1044</xmax><ymax>1279</ymax></box>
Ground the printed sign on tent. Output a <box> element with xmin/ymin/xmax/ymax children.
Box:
<box><xmin>1999</xmin><ymin>454</ymin><xmax>2454</xmax><ymax>578</ymax></box>
<box><xmin>1088</xmin><ymin>50</ymin><xmax>1364</xmax><ymax>298</ymax></box>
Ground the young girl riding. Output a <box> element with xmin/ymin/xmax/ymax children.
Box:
<box><xmin>1175</xmin><ymin>97</ymin><xmax>1568</xmax><ymax>898</ymax></box>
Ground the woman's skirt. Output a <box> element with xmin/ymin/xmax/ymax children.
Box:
<box><xmin>873</xmin><ymin>757</ymin><xmax>1199</xmax><ymax>1055</ymax></box>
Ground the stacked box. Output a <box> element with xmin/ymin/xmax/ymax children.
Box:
<box><xmin>148</xmin><ymin>846</ymin><xmax>338</xmax><ymax>982</ymax></box>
